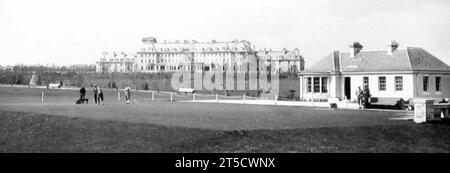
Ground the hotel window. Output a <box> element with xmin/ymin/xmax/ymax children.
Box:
<box><xmin>321</xmin><ymin>77</ymin><xmax>328</xmax><ymax>93</ymax></box>
<box><xmin>307</xmin><ymin>77</ymin><xmax>312</xmax><ymax>93</ymax></box>
<box><xmin>395</xmin><ymin>76</ymin><xmax>403</xmax><ymax>91</ymax></box>
<box><xmin>379</xmin><ymin>76</ymin><xmax>386</xmax><ymax>91</ymax></box>
<box><xmin>436</xmin><ymin>76</ymin><xmax>441</xmax><ymax>92</ymax></box>
<box><xmin>313</xmin><ymin>77</ymin><xmax>320</xmax><ymax>93</ymax></box>
<box><xmin>423</xmin><ymin>76</ymin><xmax>429</xmax><ymax>91</ymax></box>
<box><xmin>363</xmin><ymin>77</ymin><xmax>369</xmax><ymax>86</ymax></box>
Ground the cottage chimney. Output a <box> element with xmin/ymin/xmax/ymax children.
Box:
<box><xmin>333</xmin><ymin>51</ymin><xmax>341</xmax><ymax>72</ymax></box>
<box><xmin>349</xmin><ymin>42</ymin><xmax>363</xmax><ymax>58</ymax></box>
<box><xmin>387</xmin><ymin>40</ymin><xmax>400</xmax><ymax>55</ymax></box>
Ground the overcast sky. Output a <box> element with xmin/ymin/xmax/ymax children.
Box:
<box><xmin>1</xmin><ymin>0</ymin><xmax>450</xmax><ymax>66</ymax></box>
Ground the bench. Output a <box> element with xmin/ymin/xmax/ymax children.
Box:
<box><xmin>369</xmin><ymin>97</ymin><xmax>406</xmax><ymax>110</ymax></box>
<box><xmin>178</xmin><ymin>88</ymin><xmax>195</xmax><ymax>94</ymax></box>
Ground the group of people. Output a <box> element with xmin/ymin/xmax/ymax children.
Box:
<box><xmin>356</xmin><ymin>85</ymin><xmax>371</xmax><ymax>109</ymax></box>
<box><xmin>78</xmin><ymin>85</ymin><xmax>132</xmax><ymax>105</ymax></box>
<box><xmin>78</xmin><ymin>85</ymin><xmax>103</xmax><ymax>105</ymax></box>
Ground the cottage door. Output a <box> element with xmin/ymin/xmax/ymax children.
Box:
<box><xmin>344</xmin><ymin>77</ymin><xmax>351</xmax><ymax>100</ymax></box>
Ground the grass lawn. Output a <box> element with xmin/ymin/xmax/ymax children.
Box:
<box><xmin>1</xmin><ymin>86</ymin><xmax>450</xmax><ymax>152</ymax></box>
<box><xmin>1</xmin><ymin>110</ymin><xmax>450</xmax><ymax>152</ymax></box>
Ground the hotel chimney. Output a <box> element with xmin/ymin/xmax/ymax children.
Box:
<box><xmin>349</xmin><ymin>42</ymin><xmax>363</xmax><ymax>58</ymax></box>
<box><xmin>387</xmin><ymin>40</ymin><xmax>400</xmax><ymax>55</ymax></box>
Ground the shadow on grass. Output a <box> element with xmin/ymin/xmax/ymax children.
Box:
<box><xmin>426</xmin><ymin>119</ymin><xmax>450</xmax><ymax>125</ymax></box>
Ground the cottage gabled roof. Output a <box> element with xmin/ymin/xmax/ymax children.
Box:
<box><xmin>303</xmin><ymin>47</ymin><xmax>450</xmax><ymax>73</ymax></box>
<box><xmin>305</xmin><ymin>52</ymin><xmax>339</xmax><ymax>73</ymax></box>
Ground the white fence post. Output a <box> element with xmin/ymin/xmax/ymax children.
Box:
<box><xmin>243</xmin><ymin>94</ymin><xmax>246</xmax><ymax>104</ymax></box>
<box><xmin>41</xmin><ymin>91</ymin><xmax>44</xmax><ymax>103</ymax></box>
<box><xmin>152</xmin><ymin>92</ymin><xmax>155</xmax><ymax>101</ymax></box>
<box><xmin>170</xmin><ymin>93</ymin><xmax>173</xmax><ymax>102</ymax></box>
<box><xmin>193</xmin><ymin>93</ymin><xmax>196</xmax><ymax>102</ymax></box>
<box><xmin>118</xmin><ymin>91</ymin><xmax>120</xmax><ymax>101</ymax></box>
<box><xmin>274</xmin><ymin>95</ymin><xmax>277</xmax><ymax>105</ymax></box>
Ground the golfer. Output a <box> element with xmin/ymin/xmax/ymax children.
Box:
<box><xmin>80</xmin><ymin>85</ymin><xmax>86</xmax><ymax>100</ymax></box>
<box><xmin>97</xmin><ymin>86</ymin><xmax>104</xmax><ymax>105</ymax></box>
<box><xmin>93</xmin><ymin>84</ymin><xmax>98</xmax><ymax>104</ymax></box>
<box><xmin>124</xmin><ymin>86</ymin><xmax>131</xmax><ymax>104</ymax></box>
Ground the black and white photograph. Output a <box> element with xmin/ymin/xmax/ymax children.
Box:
<box><xmin>0</xmin><ymin>0</ymin><xmax>450</xmax><ymax>170</ymax></box>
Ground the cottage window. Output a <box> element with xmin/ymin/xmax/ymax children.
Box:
<box><xmin>307</xmin><ymin>77</ymin><xmax>312</xmax><ymax>93</ymax></box>
<box><xmin>321</xmin><ymin>77</ymin><xmax>328</xmax><ymax>93</ymax></box>
<box><xmin>436</xmin><ymin>76</ymin><xmax>441</xmax><ymax>92</ymax></box>
<box><xmin>423</xmin><ymin>76</ymin><xmax>429</xmax><ymax>91</ymax></box>
<box><xmin>313</xmin><ymin>77</ymin><xmax>320</xmax><ymax>93</ymax></box>
<box><xmin>379</xmin><ymin>76</ymin><xmax>386</xmax><ymax>91</ymax></box>
<box><xmin>363</xmin><ymin>77</ymin><xmax>369</xmax><ymax>86</ymax></box>
<box><xmin>395</xmin><ymin>76</ymin><xmax>403</xmax><ymax>91</ymax></box>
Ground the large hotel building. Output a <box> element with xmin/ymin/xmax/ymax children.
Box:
<box><xmin>96</xmin><ymin>37</ymin><xmax>305</xmax><ymax>73</ymax></box>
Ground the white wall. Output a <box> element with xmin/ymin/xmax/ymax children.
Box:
<box><xmin>343</xmin><ymin>74</ymin><xmax>414</xmax><ymax>101</ymax></box>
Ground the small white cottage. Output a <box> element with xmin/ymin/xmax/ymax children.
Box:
<box><xmin>298</xmin><ymin>41</ymin><xmax>450</xmax><ymax>103</ymax></box>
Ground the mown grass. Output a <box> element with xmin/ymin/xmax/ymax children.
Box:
<box><xmin>1</xmin><ymin>110</ymin><xmax>449</xmax><ymax>153</ymax></box>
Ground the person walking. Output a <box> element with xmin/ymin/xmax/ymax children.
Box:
<box><xmin>97</xmin><ymin>86</ymin><xmax>104</xmax><ymax>105</ymax></box>
<box><xmin>124</xmin><ymin>86</ymin><xmax>132</xmax><ymax>104</ymax></box>
<box><xmin>356</xmin><ymin>86</ymin><xmax>363</xmax><ymax>109</ymax></box>
<box><xmin>93</xmin><ymin>84</ymin><xmax>98</xmax><ymax>105</ymax></box>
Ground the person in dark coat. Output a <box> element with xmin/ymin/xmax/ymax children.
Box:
<box><xmin>80</xmin><ymin>85</ymin><xmax>86</xmax><ymax>100</ymax></box>
<box><xmin>363</xmin><ymin>85</ymin><xmax>371</xmax><ymax>109</ymax></box>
